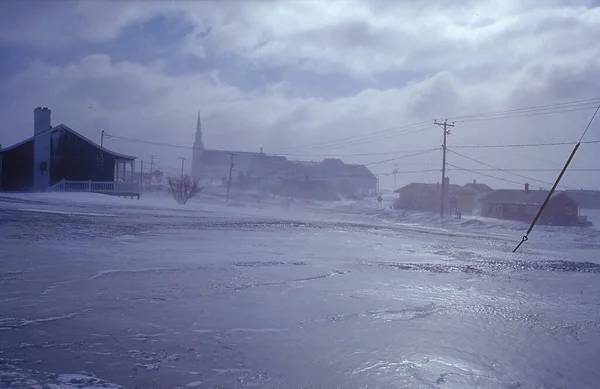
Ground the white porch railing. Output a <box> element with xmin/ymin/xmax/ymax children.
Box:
<box><xmin>51</xmin><ymin>180</ymin><xmax>140</xmax><ymax>194</ymax></box>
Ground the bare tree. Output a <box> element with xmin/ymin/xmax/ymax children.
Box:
<box><xmin>167</xmin><ymin>175</ymin><xmax>203</xmax><ymax>204</ymax></box>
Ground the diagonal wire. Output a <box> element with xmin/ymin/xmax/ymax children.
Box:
<box><xmin>446</xmin><ymin>163</ymin><xmax>523</xmax><ymax>186</ymax></box>
<box><xmin>579</xmin><ymin>104</ymin><xmax>600</xmax><ymax>142</ymax></box>
<box><xmin>447</xmin><ymin>149</ymin><xmax>575</xmax><ymax>189</ymax></box>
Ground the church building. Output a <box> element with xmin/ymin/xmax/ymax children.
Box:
<box><xmin>191</xmin><ymin>112</ymin><xmax>377</xmax><ymax>199</ymax></box>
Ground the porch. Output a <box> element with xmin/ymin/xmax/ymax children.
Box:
<box><xmin>51</xmin><ymin>180</ymin><xmax>140</xmax><ymax>199</ymax></box>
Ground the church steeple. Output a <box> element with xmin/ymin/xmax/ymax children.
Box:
<box><xmin>194</xmin><ymin>110</ymin><xmax>204</xmax><ymax>150</ymax></box>
<box><xmin>192</xmin><ymin>110</ymin><xmax>205</xmax><ymax>179</ymax></box>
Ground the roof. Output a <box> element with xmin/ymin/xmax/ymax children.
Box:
<box><xmin>199</xmin><ymin>149</ymin><xmax>233</xmax><ymax>166</ymax></box>
<box><xmin>247</xmin><ymin>154</ymin><xmax>292</xmax><ymax>176</ymax></box>
<box><xmin>395</xmin><ymin>182</ymin><xmax>435</xmax><ymax>193</ymax></box>
<box><xmin>480</xmin><ymin>190</ymin><xmax>578</xmax><ymax>205</ymax></box>
<box><xmin>345</xmin><ymin>164</ymin><xmax>377</xmax><ymax>180</ymax></box>
<box><xmin>196</xmin><ymin>149</ymin><xmax>375</xmax><ymax>182</ymax></box>
<box><xmin>395</xmin><ymin>182</ymin><xmax>474</xmax><ymax>195</ymax></box>
<box><xmin>200</xmin><ymin>149</ymin><xmax>266</xmax><ymax>175</ymax></box>
<box><xmin>464</xmin><ymin>183</ymin><xmax>493</xmax><ymax>193</ymax></box>
<box><xmin>0</xmin><ymin>124</ymin><xmax>136</xmax><ymax>160</ymax></box>
<box><xmin>563</xmin><ymin>190</ymin><xmax>600</xmax><ymax>209</ymax></box>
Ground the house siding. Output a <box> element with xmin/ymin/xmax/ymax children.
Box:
<box><xmin>540</xmin><ymin>194</ymin><xmax>579</xmax><ymax>225</ymax></box>
<box><xmin>0</xmin><ymin>140</ymin><xmax>35</xmax><ymax>191</ymax></box>
<box><xmin>481</xmin><ymin>193</ymin><xmax>581</xmax><ymax>226</ymax></box>
<box><xmin>481</xmin><ymin>202</ymin><xmax>539</xmax><ymax>222</ymax></box>
<box><xmin>395</xmin><ymin>184</ymin><xmax>476</xmax><ymax>214</ymax></box>
<box><xmin>50</xmin><ymin>129</ymin><xmax>118</xmax><ymax>185</ymax></box>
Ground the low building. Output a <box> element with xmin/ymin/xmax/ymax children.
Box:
<box><xmin>0</xmin><ymin>107</ymin><xmax>136</xmax><ymax>193</ymax></box>
<box><xmin>393</xmin><ymin>178</ymin><xmax>476</xmax><ymax>215</ymax></box>
<box><xmin>190</xmin><ymin>112</ymin><xmax>376</xmax><ymax>199</ymax></box>
<box><xmin>463</xmin><ymin>179</ymin><xmax>493</xmax><ymax>199</ymax></box>
<box><xmin>479</xmin><ymin>183</ymin><xmax>590</xmax><ymax>226</ymax></box>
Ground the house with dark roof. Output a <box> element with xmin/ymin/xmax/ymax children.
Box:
<box><xmin>480</xmin><ymin>183</ymin><xmax>590</xmax><ymax>226</ymax></box>
<box><xmin>0</xmin><ymin>107</ymin><xmax>137</xmax><ymax>193</ymax></box>
<box><xmin>393</xmin><ymin>177</ymin><xmax>476</xmax><ymax>215</ymax></box>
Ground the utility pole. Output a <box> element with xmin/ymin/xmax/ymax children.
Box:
<box><xmin>291</xmin><ymin>165</ymin><xmax>296</xmax><ymax>200</ymax></box>
<box><xmin>101</xmin><ymin>130</ymin><xmax>105</xmax><ymax>148</ymax></box>
<box><xmin>149</xmin><ymin>154</ymin><xmax>156</xmax><ymax>185</ymax></box>
<box><xmin>393</xmin><ymin>163</ymin><xmax>398</xmax><ymax>191</ymax></box>
<box><xmin>179</xmin><ymin>157</ymin><xmax>185</xmax><ymax>198</ymax></box>
<box><xmin>140</xmin><ymin>160</ymin><xmax>144</xmax><ymax>193</ymax></box>
<box><xmin>150</xmin><ymin>154</ymin><xmax>156</xmax><ymax>175</ymax></box>
<box><xmin>226</xmin><ymin>153</ymin><xmax>235</xmax><ymax>203</ymax></box>
<box><xmin>434</xmin><ymin>119</ymin><xmax>455</xmax><ymax>218</ymax></box>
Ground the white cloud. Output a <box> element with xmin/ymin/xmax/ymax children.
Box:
<box><xmin>179</xmin><ymin>0</ymin><xmax>600</xmax><ymax>78</ymax></box>
<box><xmin>1</xmin><ymin>0</ymin><xmax>599</xmax><ymax>189</ymax></box>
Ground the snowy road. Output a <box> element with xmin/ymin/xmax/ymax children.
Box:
<box><xmin>1</xmin><ymin>195</ymin><xmax>600</xmax><ymax>388</ymax></box>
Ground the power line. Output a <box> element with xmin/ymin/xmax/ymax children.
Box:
<box><xmin>287</xmin><ymin>97</ymin><xmax>600</xmax><ymax>153</ymax></box>
<box><xmin>273</xmin><ymin>125</ymin><xmax>436</xmax><ymax>154</ymax></box>
<box><xmin>104</xmin><ymin>133</ymin><xmax>203</xmax><ymax>151</ymax></box>
<box><xmin>462</xmin><ymin>106</ymin><xmax>598</xmax><ymax>123</ymax></box>
<box><xmin>448</xmin><ymin>168</ymin><xmax>600</xmax><ymax>172</ymax></box>
<box><xmin>512</xmin><ymin>102</ymin><xmax>600</xmax><ymax>252</ymax></box>
<box><xmin>449</xmin><ymin>132</ymin><xmax>566</xmax><ymax>167</ymax></box>
<box><xmin>272</xmin><ymin>148</ymin><xmax>437</xmax><ymax>158</ymax></box>
<box><xmin>363</xmin><ymin>148</ymin><xmax>441</xmax><ymax>166</ymax></box>
<box><xmin>579</xmin><ymin>103</ymin><xmax>600</xmax><ymax>142</ymax></box>
<box><xmin>451</xmin><ymin>140</ymin><xmax>600</xmax><ymax>149</ymax></box>
<box><xmin>446</xmin><ymin>97</ymin><xmax>600</xmax><ymax>123</ymax></box>
<box><xmin>447</xmin><ymin>163</ymin><xmax>524</xmax><ymax>186</ymax></box>
<box><xmin>447</xmin><ymin>149</ymin><xmax>574</xmax><ymax>189</ymax></box>
<box><xmin>105</xmin><ymin>132</ymin><xmax>440</xmax><ymax>160</ymax></box>
<box><xmin>374</xmin><ymin>169</ymin><xmax>440</xmax><ymax>176</ymax></box>
<box><xmin>272</xmin><ymin>121</ymin><xmax>434</xmax><ymax>153</ymax></box>
<box><xmin>105</xmin><ymin>97</ymin><xmax>600</xmax><ymax>154</ymax></box>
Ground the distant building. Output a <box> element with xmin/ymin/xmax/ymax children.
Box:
<box><xmin>463</xmin><ymin>179</ymin><xmax>494</xmax><ymax>215</ymax></box>
<box><xmin>479</xmin><ymin>183</ymin><xmax>590</xmax><ymax>226</ymax></box>
<box><xmin>562</xmin><ymin>190</ymin><xmax>600</xmax><ymax>210</ymax></box>
<box><xmin>0</xmin><ymin>107</ymin><xmax>136</xmax><ymax>192</ymax></box>
<box><xmin>190</xmin><ymin>111</ymin><xmax>377</xmax><ymax>199</ymax></box>
<box><xmin>393</xmin><ymin>177</ymin><xmax>476</xmax><ymax>215</ymax></box>
<box><xmin>463</xmin><ymin>179</ymin><xmax>493</xmax><ymax>199</ymax></box>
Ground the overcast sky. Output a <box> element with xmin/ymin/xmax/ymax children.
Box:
<box><xmin>1</xmin><ymin>0</ymin><xmax>599</xmax><ymax>190</ymax></box>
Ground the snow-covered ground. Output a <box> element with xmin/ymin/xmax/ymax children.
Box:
<box><xmin>1</xmin><ymin>191</ymin><xmax>600</xmax><ymax>388</ymax></box>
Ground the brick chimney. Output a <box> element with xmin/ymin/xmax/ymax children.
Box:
<box><xmin>473</xmin><ymin>179</ymin><xmax>476</xmax><ymax>184</ymax></box>
<box><xmin>525</xmin><ymin>183</ymin><xmax>530</xmax><ymax>193</ymax></box>
<box><xmin>34</xmin><ymin>107</ymin><xmax>51</xmax><ymax>135</ymax></box>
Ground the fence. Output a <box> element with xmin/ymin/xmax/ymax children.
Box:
<box><xmin>51</xmin><ymin>180</ymin><xmax>140</xmax><ymax>197</ymax></box>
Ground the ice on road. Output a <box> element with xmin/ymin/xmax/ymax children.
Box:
<box><xmin>1</xmin><ymin>193</ymin><xmax>600</xmax><ymax>388</ymax></box>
